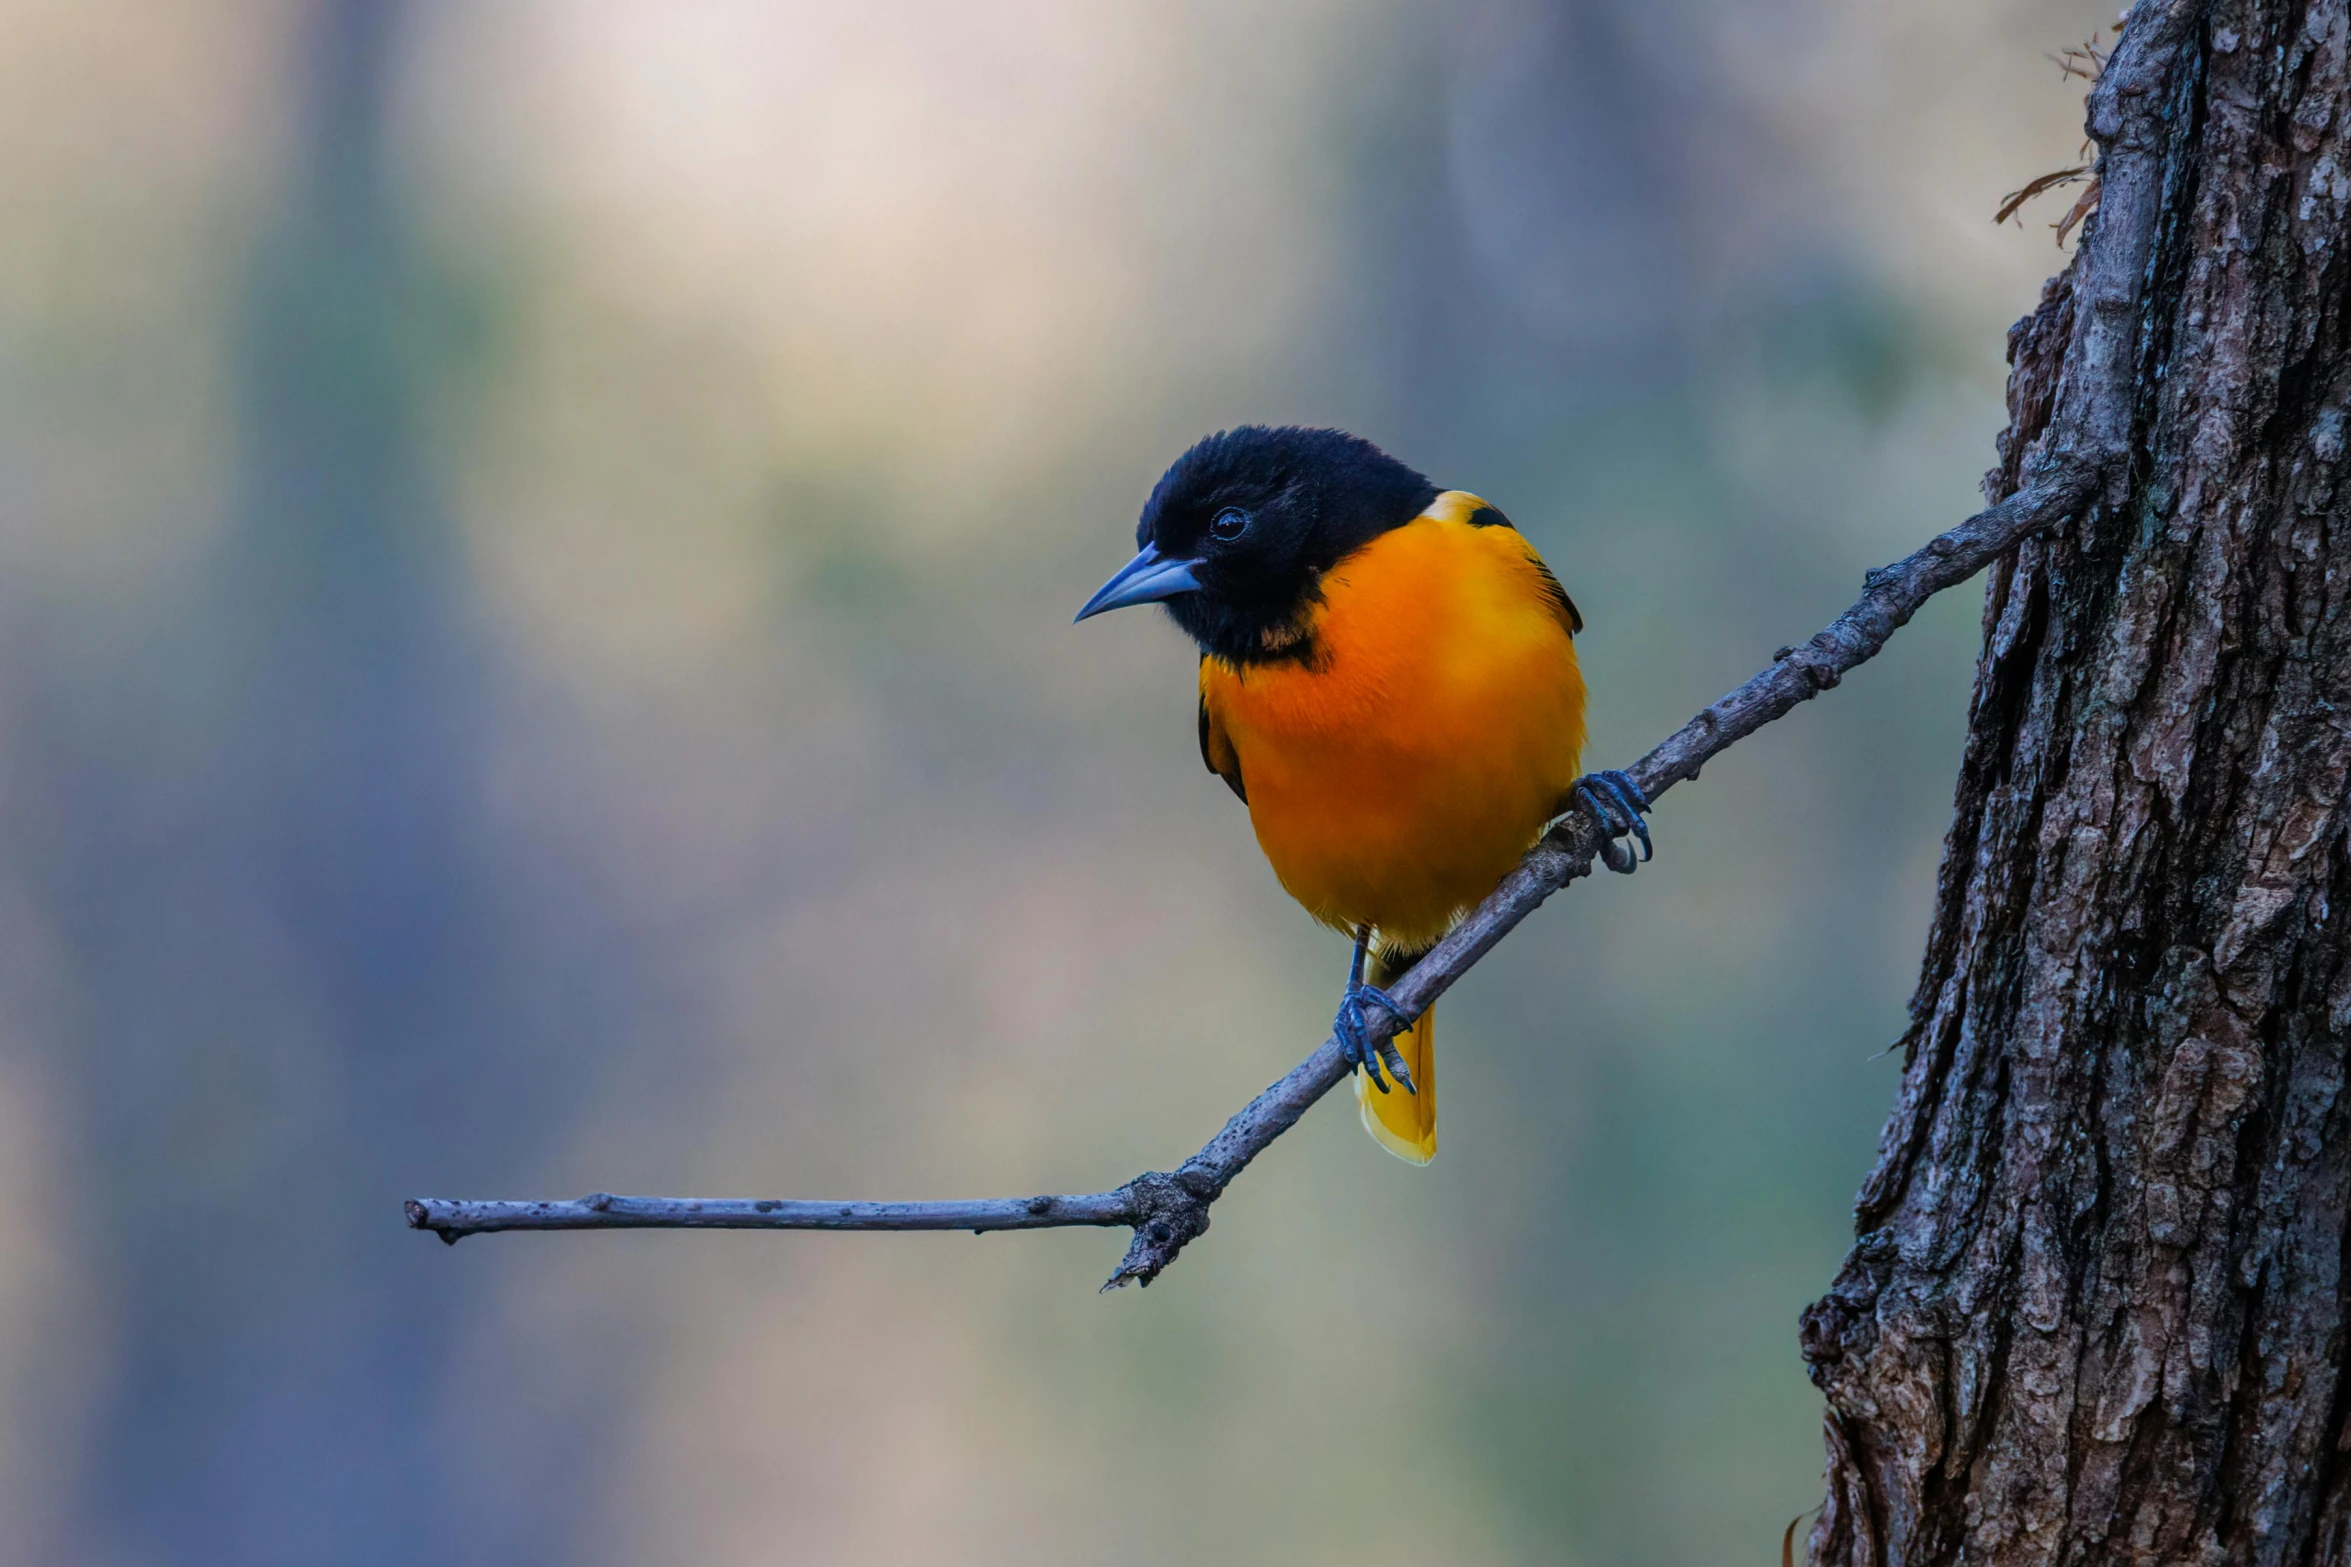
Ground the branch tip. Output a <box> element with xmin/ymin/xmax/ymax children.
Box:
<box><xmin>401</xmin><ymin>454</ymin><xmax>2108</xmax><ymax>1287</ymax></box>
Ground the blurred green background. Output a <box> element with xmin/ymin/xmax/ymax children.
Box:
<box><xmin>0</xmin><ymin>2</ymin><xmax>2109</xmax><ymax>1563</ymax></box>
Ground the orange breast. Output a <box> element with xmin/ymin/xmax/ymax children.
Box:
<box><xmin>1199</xmin><ymin>493</ymin><xmax>1588</xmax><ymax>947</ymax></box>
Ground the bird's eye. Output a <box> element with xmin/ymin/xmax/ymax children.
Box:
<box><xmin>1210</xmin><ymin>508</ymin><xmax>1249</xmax><ymax>541</ymax></box>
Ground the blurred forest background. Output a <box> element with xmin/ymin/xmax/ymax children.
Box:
<box><xmin>0</xmin><ymin>2</ymin><xmax>2115</xmax><ymax>1563</ymax></box>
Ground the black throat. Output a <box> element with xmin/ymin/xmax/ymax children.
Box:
<box><xmin>1162</xmin><ymin>578</ymin><xmax>1334</xmax><ymax>667</ymax></box>
<box><xmin>1141</xmin><ymin>426</ymin><xmax>1440</xmax><ymax>667</ymax></box>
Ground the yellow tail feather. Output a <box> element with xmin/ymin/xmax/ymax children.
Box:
<box><xmin>1354</xmin><ymin>943</ymin><xmax>1436</xmax><ymax>1164</ymax></box>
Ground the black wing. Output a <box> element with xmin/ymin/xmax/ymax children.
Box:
<box><xmin>1467</xmin><ymin>502</ymin><xmax>1583</xmax><ymax>634</ymax></box>
<box><xmin>1198</xmin><ymin>686</ymin><xmax>1247</xmax><ymax>803</ymax></box>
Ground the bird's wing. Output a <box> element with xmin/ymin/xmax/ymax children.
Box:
<box><xmin>1526</xmin><ymin>550</ymin><xmax>1583</xmax><ymax>636</ymax></box>
<box><xmin>1197</xmin><ymin>665</ymin><xmax>1247</xmax><ymax>803</ymax></box>
<box><xmin>1465</xmin><ymin>502</ymin><xmax>1583</xmax><ymax>636</ymax></box>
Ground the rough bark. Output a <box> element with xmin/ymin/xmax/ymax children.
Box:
<box><xmin>1800</xmin><ymin>2</ymin><xmax>2351</xmax><ymax>1562</ymax></box>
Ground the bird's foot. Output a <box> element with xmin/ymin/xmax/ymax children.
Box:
<box><xmin>1336</xmin><ymin>979</ymin><xmax>1417</xmax><ymax>1095</ymax></box>
<box><xmin>1573</xmin><ymin>769</ymin><xmax>1653</xmax><ymax>874</ymax></box>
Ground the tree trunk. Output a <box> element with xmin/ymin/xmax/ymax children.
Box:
<box><xmin>1799</xmin><ymin>3</ymin><xmax>2351</xmax><ymax>1562</ymax></box>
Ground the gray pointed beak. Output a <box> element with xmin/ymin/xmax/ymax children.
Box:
<box><xmin>1074</xmin><ymin>542</ymin><xmax>1204</xmax><ymax>623</ymax></box>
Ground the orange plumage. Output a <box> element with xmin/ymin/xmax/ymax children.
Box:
<box><xmin>1197</xmin><ymin>491</ymin><xmax>1587</xmax><ymax>1160</ymax></box>
<box><xmin>1079</xmin><ymin>427</ymin><xmax>1634</xmax><ymax>1165</ymax></box>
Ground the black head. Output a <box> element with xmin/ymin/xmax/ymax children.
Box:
<box><xmin>1074</xmin><ymin>426</ymin><xmax>1439</xmax><ymax>664</ymax></box>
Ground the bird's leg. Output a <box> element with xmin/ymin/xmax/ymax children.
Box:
<box><xmin>1572</xmin><ymin>770</ymin><xmax>1654</xmax><ymax>874</ymax></box>
<box><xmin>1335</xmin><ymin>926</ymin><xmax>1417</xmax><ymax>1095</ymax></box>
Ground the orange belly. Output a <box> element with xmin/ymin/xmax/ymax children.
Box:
<box><xmin>1199</xmin><ymin>494</ymin><xmax>1587</xmax><ymax>948</ymax></box>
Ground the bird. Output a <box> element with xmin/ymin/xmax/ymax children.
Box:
<box><xmin>1075</xmin><ymin>425</ymin><xmax>1651</xmax><ymax>1163</ymax></box>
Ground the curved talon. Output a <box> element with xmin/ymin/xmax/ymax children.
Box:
<box><xmin>1335</xmin><ymin>979</ymin><xmax>1416</xmax><ymax>1095</ymax></box>
<box><xmin>1376</xmin><ymin>1033</ymin><xmax>1416</xmax><ymax>1095</ymax></box>
<box><xmin>1593</xmin><ymin>770</ymin><xmax>1652</xmax><ymax>861</ymax></box>
<box><xmin>1571</xmin><ymin>780</ymin><xmax>1617</xmax><ymax>828</ymax></box>
<box><xmin>1350</xmin><ymin>1014</ymin><xmax>1388</xmax><ymax>1093</ymax></box>
<box><xmin>1360</xmin><ymin>986</ymin><xmax>1416</xmax><ymax>1094</ymax></box>
<box><xmin>1336</xmin><ymin>989</ymin><xmax>1384</xmax><ymax>1091</ymax></box>
<box><xmin>1574</xmin><ymin>769</ymin><xmax>1655</xmax><ymax>874</ymax></box>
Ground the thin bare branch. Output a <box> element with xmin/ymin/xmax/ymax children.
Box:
<box><xmin>404</xmin><ymin>1191</ymin><xmax>1134</xmax><ymax>1236</ymax></box>
<box><xmin>406</xmin><ymin>455</ymin><xmax>2099</xmax><ymax>1287</ymax></box>
<box><xmin>408</xmin><ymin>0</ymin><xmax>2190</xmax><ymax>1288</ymax></box>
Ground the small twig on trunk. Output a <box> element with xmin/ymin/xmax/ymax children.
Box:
<box><xmin>406</xmin><ymin>454</ymin><xmax>2100</xmax><ymax>1288</ymax></box>
<box><xmin>1994</xmin><ymin>165</ymin><xmax>2090</xmax><ymax>228</ymax></box>
<box><xmin>2053</xmin><ymin>176</ymin><xmax>2103</xmax><ymax>248</ymax></box>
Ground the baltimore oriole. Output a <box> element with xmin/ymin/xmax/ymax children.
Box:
<box><xmin>1077</xmin><ymin>426</ymin><xmax>1651</xmax><ymax>1162</ymax></box>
